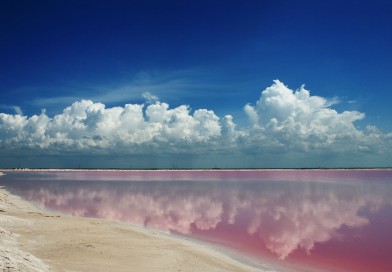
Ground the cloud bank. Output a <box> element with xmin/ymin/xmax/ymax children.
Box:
<box><xmin>1</xmin><ymin>80</ymin><xmax>391</xmax><ymax>167</ymax></box>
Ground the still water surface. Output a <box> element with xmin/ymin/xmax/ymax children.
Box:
<box><xmin>1</xmin><ymin>170</ymin><xmax>392</xmax><ymax>272</ymax></box>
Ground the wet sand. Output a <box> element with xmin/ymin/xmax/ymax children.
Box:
<box><xmin>0</xmin><ymin>186</ymin><xmax>267</xmax><ymax>272</ymax></box>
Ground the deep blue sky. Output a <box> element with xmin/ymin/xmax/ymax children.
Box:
<box><xmin>1</xmin><ymin>0</ymin><xmax>392</xmax><ymax>168</ymax></box>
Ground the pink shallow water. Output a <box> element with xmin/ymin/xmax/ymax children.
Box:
<box><xmin>2</xmin><ymin>169</ymin><xmax>392</xmax><ymax>272</ymax></box>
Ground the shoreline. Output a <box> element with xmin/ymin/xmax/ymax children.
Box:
<box><xmin>0</xmin><ymin>186</ymin><xmax>271</xmax><ymax>272</ymax></box>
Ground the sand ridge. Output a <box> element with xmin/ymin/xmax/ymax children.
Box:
<box><xmin>0</xmin><ymin>186</ymin><xmax>273</xmax><ymax>272</ymax></box>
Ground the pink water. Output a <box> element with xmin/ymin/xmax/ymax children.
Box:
<box><xmin>2</xmin><ymin>169</ymin><xmax>392</xmax><ymax>272</ymax></box>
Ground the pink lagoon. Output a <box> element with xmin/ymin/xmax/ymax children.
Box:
<box><xmin>1</xmin><ymin>169</ymin><xmax>392</xmax><ymax>272</ymax></box>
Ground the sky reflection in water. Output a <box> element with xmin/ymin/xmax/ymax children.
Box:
<box><xmin>2</xmin><ymin>170</ymin><xmax>392</xmax><ymax>272</ymax></box>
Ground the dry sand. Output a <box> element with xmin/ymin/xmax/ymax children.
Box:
<box><xmin>0</xmin><ymin>186</ymin><xmax>272</xmax><ymax>272</ymax></box>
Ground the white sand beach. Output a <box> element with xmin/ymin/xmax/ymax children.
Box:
<box><xmin>0</xmin><ymin>186</ymin><xmax>268</xmax><ymax>272</ymax></box>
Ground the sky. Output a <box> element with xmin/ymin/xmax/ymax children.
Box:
<box><xmin>1</xmin><ymin>0</ymin><xmax>392</xmax><ymax>168</ymax></box>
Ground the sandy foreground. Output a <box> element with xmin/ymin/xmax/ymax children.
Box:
<box><xmin>0</xmin><ymin>186</ymin><xmax>272</xmax><ymax>272</ymax></box>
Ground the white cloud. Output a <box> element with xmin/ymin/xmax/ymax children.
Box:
<box><xmin>31</xmin><ymin>70</ymin><xmax>214</xmax><ymax>108</ymax></box>
<box><xmin>244</xmin><ymin>104</ymin><xmax>258</xmax><ymax>125</ymax></box>
<box><xmin>0</xmin><ymin>105</ymin><xmax>23</xmax><ymax>115</ymax></box>
<box><xmin>242</xmin><ymin>80</ymin><xmax>383</xmax><ymax>153</ymax></box>
<box><xmin>142</xmin><ymin>92</ymin><xmax>159</xmax><ymax>104</ymax></box>
<box><xmin>0</xmin><ymin>99</ymin><xmax>222</xmax><ymax>155</ymax></box>
<box><xmin>0</xmin><ymin>80</ymin><xmax>391</xmax><ymax>167</ymax></box>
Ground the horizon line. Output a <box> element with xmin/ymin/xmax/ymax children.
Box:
<box><xmin>2</xmin><ymin>167</ymin><xmax>392</xmax><ymax>172</ymax></box>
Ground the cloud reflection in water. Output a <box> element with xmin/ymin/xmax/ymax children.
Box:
<box><xmin>13</xmin><ymin>177</ymin><xmax>391</xmax><ymax>261</ymax></box>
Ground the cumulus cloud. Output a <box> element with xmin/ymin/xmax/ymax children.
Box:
<box><xmin>0</xmin><ymin>100</ymin><xmax>223</xmax><ymax>155</ymax></box>
<box><xmin>0</xmin><ymin>80</ymin><xmax>391</xmax><ymax>166</ymax></box>
<box><xmin>244</xmin><ymin>80</ymin><xmax>367</xmax><ymax>150</ymax></box>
